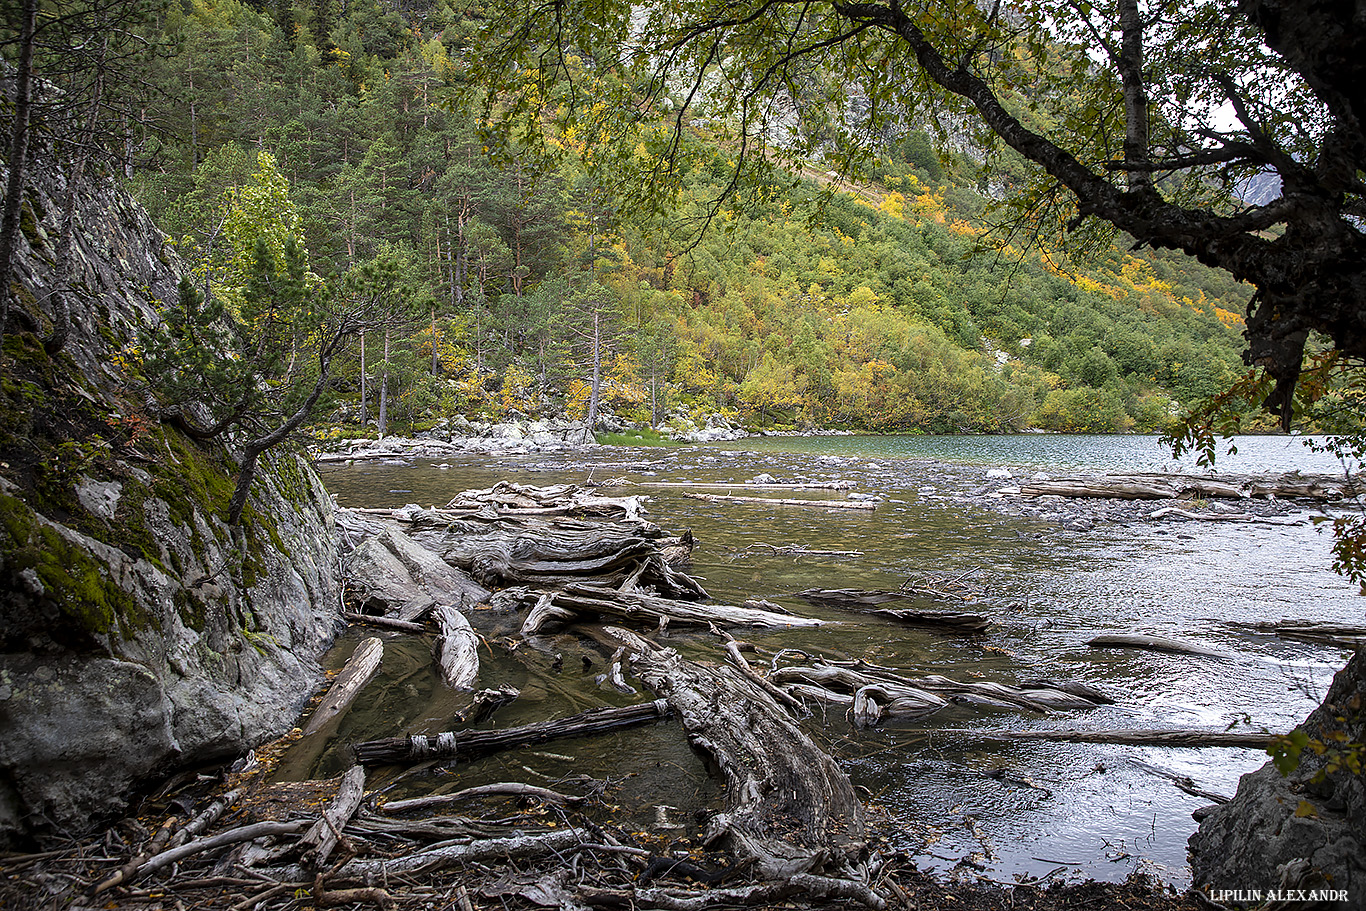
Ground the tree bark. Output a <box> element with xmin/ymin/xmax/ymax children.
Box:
<box><xmin>0</xmin><ymin>0</ymin><xmax>39</xmax><ymax>352</ymax></box>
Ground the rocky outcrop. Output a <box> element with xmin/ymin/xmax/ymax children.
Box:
<box><xmin>1189</xmin><ymin>650</ymin><xmax>1366</xmax><ymax>907</ymax></box>
<box><xmin>0</xmin><ymin>158</ymin><xmax>341</xmax><ymax>845</ymax></box>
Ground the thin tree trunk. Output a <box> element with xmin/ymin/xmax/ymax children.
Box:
<box><xmin>358</xmin><ymin>331</ymin><xmax>368</xmax><ymax>425</ymax></box>
<box><xmin>586</xmin><ymin>307</ymin><xmax>601</xmax><ymax>431</ymax></box>
<box><xmin>377</xmin><ymin>327</ymin><xmax>391</xmax><ymax>438</ymax></box>
<box><xmin>1118</xmin><ymin>0</ymin><xmax>1152</xmax><ymax>191</ymax></box>
<box><xmin>0</xmin><ymin>0</ymin><xmax>39</xmax><ymax>355</ymax></box>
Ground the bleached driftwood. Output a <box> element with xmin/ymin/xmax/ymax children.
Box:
<box><xmin>301</xmin><ymin>637</ymin><xmax>384</xmax><ymax>737</ymax></box>
<box><xmin>1088</xmin><ymin>633</ymin><xmax>1231</xmax><ymax>658</ymax></box>
<box><xmin>1019</xmin><ymin>472</ymin><xmax>1356</xmax><ymax>502</ymax></box>
<box><xmin>434</xmin><ymin>604</ymin><xmax>479</xmax><ymax>690</ymax></box>
<box><xmin>441</xmin><ymin>522</ymin><xmax>706</xmax><ymax>600</ymax></box>
<box><xmin>495</xmin><ymin>583</ymin><xmax>825</xmax><ymax>636</ymax></box>
<box><xmin>299</xmin><ymin>765</ymin><xmax>366</xmax><ymax>872</ymax></box>
<box><xmin>447</xmin><ymin>481</ymin><xmax>650</xmax><ymax>521</ymax></box>
<box><xmin>797</xmin><ymin>589</ymin><xmax>990</xmax><ymax>632</ymax></box>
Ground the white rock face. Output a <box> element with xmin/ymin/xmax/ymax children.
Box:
<box><xmin>0</xmin><ymin>161</ymin><xmax>342</xmax><ymax>845</ymax></box>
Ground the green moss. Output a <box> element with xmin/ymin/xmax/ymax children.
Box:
<box><xmin>18</xmin><ymin>197</ymin><xmax>44</xmax><ymax>251</ymax></box>
<box><xmin>0</xmin><ymin>492</ymin><xmax>156</xmax><ymax>643</ymax></box>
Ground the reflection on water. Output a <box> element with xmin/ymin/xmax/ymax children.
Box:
<box><xmin>308</xmin><ymin>434</ymin><xmax>1364</xmax><ymax>887</ymax></box>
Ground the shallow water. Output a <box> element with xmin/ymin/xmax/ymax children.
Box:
<box><xmin>308</xmin><ymin>434</ymin><xmax>1365</xmax><ymax>887</ymax></box>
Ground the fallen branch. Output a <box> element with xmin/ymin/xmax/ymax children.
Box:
<box><xmin>135</xmin><ymin>820</ymin><xmax>310</xmax><ymax>881</ymax></box>
<box><xmin>380</xmin><ymin>782</ymin><xmax>587</xmax><ymax>815</ymax></box>
<box><xmin>354</xmin><ymin>699</ymin><xmax>672</xmax><ymax>765</ymax></box>
<box><xmin>682</xmin><ymin>492</ymin><xmax>876</xmax><ymax>510</ymax></box>
<box><xmin>344</xmin><ymin>611</ymin><xmax>426</xmax><ymax>634</ymax></box>
<box><xmin>500</xmin><ymin>583</ymin><xmax>825</xmax><ymax>635</ymax></box>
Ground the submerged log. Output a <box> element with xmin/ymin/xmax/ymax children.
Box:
<box><xmin>301</xmin><ymin>637</ymin><xmax>384</xmax><ymax>737</ymax></box>
<box><xmin>604</xmin><ymin>627</ymin><xmax>869</xmax><ymax>882</ymax></box>
<box><xmin>353</xmin><ymin>699</ymin><xmax>672</xmax><ymax>766</ymax></box>
<box><xmin>682</xmin><ymin>492</ymin><xmax>876</xmax><ymax>510</ymax></box>
<box><xmin>944</xmin><ymin>727</ymin><xmax>1277</xmax><ymax>747</ymax></box>
<box><xmin>798</xmin><ymin>589</ymin><xmax>991</xmax><ymax>632</ymax></box>
<box><xmin>1088</xmin><ymin>633</ymin><xmax>1231</xmax><ymax>658</ymax></box>
<box><xmin>1250</xmin><ymin>620</ymin><xmax>1366</xmax><ymax>650</ymax></box>
<box><xmin>434</xmin><ymin>604</ymin><xmax>479</xmax><ymax>690</ymax></box>
<box><xmin>498</xmin><ymin>584</ymin><xmax>825</xmax><ymax>636</ymax></box>
<box><xmin>1128</xmin><ymin>758</ymin><xmax>1231</xmax><ymax>803</ymax></box>
<box><xmin>1019</xmin><ymin>472</ymin><xmax>1356</xmax><ymax>502</ymax></box>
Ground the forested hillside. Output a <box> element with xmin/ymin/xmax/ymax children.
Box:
<box><xmin>126</xmin><ymin>0</ymin><xmax>1254</xmax><ymax>436</ymax></box>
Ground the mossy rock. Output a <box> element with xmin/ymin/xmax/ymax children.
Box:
<box><xmin>0</xmin><ymin>491</ymin><xmax>155</xmax><ymax>650</ymax></box>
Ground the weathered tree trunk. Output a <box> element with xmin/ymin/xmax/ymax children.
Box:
<box><xmin>300</xmin><ymin>765</ymin><xmax>367</xmax><ymax>872</ymax></box>
<box><xmin>358</xmin><ymin>331</ymin><xmax>369</xmax><ymax>425</ymax></box>
<box><xmin>377</xmin><ymin>328</ymin><xmax>391</xmax><ymax>438</ymax></box>
<box><xmin>433</xmin><ymin>604</ymin><xmax>478</xmax><ymax>690</ymax></box>
<box><xmin>604</xmin><ymin>627</ymin><xmax>869</xmax><ymax>881</ymax></box>
<box><xmin>0</xmin><ymin>0</ymin><xmax>38</xmax><ymax>354</ymax></box>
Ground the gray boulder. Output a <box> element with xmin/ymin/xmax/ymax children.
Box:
<box><xmin>1189</xmin><ymin>650</ymin><xmax>1366</xmax><ymax>907</ymax></box>
<box><xmin>349</xmin><ymin>525</ymin><xmax>490</xmax><ymax>611</ymax></box>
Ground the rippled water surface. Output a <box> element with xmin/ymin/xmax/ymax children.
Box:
<box><xmin>310</xmin><ymin>434</ymin><xmax>1364</xmax><ymax>887</ymax></box>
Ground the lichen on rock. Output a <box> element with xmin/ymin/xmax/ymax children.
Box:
<box><xmin>0</xmin><ymin>157</ymin><xmax>342</xmax><ymax>846</ymax></box>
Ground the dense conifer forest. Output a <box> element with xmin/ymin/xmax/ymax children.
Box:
<box><xmin>124</xmin><ymin>0</ymin><xmax>1256</xmax><ymax>437</ymax></box>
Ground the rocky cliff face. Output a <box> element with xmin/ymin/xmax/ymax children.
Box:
<box><xmin>1189</xmin><ymin>650</ymin><xmax>1366</xmax><ymax>907</ymax></box>
<box><xmin>0</xmin><ymin>158</ymin><xmax>342</xmax><ymax>846</ymax></box>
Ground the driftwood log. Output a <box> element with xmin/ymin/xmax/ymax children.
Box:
<box><xmin>441</xmin><ymin>522</ymin><xmax>706</xmax><ymax>599</ymax></box>
<box><xmin>1250</xmin><ymin>620</ymin><xmax>1366</xmax><ymax>650</ymax></box>
<box><xmin>1018</xmin><ymin>472</ymin><xmax>1356</xmax><ymax>501</ymax></box>
<box><xmin>497</xmin><ymin>583</ymin><xmax>825</xmax><ymax>636</ymax></box>
<box><xmin>447</xmin><ymin>481</ymin><xmax>650</xmax><ymax>520</ymax></box>
<box><xmin>943</xmin><ymin>727</ymin><xmax>1277</xmax><ymax>747</ymax></box>
<box><xmin>301</xmin><ymin>637</ymin><xmax>384</xmax><ymax>737</ymax></box>
<box><xmin>353</xmin><ymin>699</ymin><xmax>673</xmax><ymax>766</ymax></box>
<box><xmin>603</xmin><ymin>626</ymin><xmax>871</xmax><ymax>884</ymax></box>
<box><xmin>1088</xmin><ymin>633</ymin><xmax>1231</xmax><ymax>658</ymax></box>
<box><xmin>433</xmin><ymin>604</ymin><xmax>479</xmax><ymax>690</ymax></box>
<box><xmin>797</xmin><ymin>589</ymin><xmax>990</xmax><ymax>632</ymax></box>
<box><xmin>682</xmin><ymin>492</ymin><xmax>876</xmax><ymax>510</ymax></box>
<box><xmin>299</xmin><ymin>765</ymin><xmax>366</xmax><ymax>872</ymax></box>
